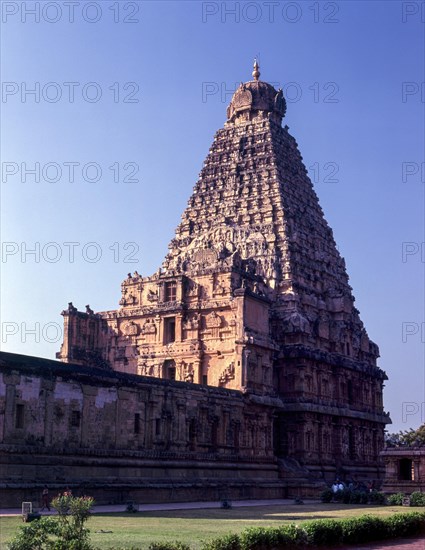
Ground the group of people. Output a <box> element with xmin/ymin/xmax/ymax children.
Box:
<box><xmin>331</xmin><ymin>479</ymin><xmax>376</xmax><ymax>493</ymax></box>
<box><xmin>331</xmin><ymin>480</ymin><xmax>345</xmax><ymax>493</ymax></box>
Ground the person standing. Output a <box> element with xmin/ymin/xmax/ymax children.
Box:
<box><xmin>40</xmin><ymin>485</ymin><xmax>50</xmax><ymax>511</ymax></box>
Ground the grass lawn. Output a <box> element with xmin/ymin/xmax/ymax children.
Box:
<box><xmin>0</xmin><ymin>503</ymin><xmax>411</xmax><ymax>549</ymax></box>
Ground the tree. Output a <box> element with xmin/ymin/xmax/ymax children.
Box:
<box><xmin>385</xmin><ymin>424</ymin><xmax>425</xmax><ymax>447</ymax></box>
<box><xmin>7</xmin><ymin>493</ymin><xmax>95</xmax><ymax>550</ymax></box>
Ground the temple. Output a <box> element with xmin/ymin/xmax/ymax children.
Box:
<box><xmin>0</xmin><ymin>63</ymin><xmax>390</xmax><ymax>505</ymax></box>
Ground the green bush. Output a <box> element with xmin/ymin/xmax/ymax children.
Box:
<box><xmin>276</xmin><ymin>524</ymin><xmax>308</xmax><ymax>546</ymax></box>
<box><xmin>322</xmin><ymin>489</ymin><xmax>384</xmax><ymax>505</ymax></box>
<box><xmin>369</xmin><ymin>490</ymin><xmax>386</xmax><ymax>505</ymax></box>
<box><xmin>341</xmin><ymin>489</ymin><xmax>351</xmax><ymax>504</ymax></box>
<box><xmin>341</xmin><ymin>515</ymin><xmax>388</xmax><ymax>544</ymax></box>
<box><xmin>8</xmin><ymin>493</ymin><xmax>95</xmax><ymax>550</ymax></box>
<box><xmin>126</xmin><ymin>501</ymin><xmax>138</xmax><ymax>513</ymax></box>
<box><xmin>385</xmin><ymin>512</ymin><xmax>425</xmax><ymax>537</ymax></box>
<box><xmin>304</xmin><ymin>520</ymin><xmax>343</xmax><ymax>546</ymax></box>
<box><xmin>387</xmin><ymin>492</ymin><xmax>405</xmax><ymax>505</ymax></box>
<box><xmin>201</xmin><ymin>534</ymin><xmax>241</xmax><ymax>550</ymax></box>
<box><xmin>348</xmin><ymin>491</ymin><xmax>362</xmax><ymax>504</ymax></box>
<box><xmin>239</xmin><ymin>525</ymin><xmax>306</xmax><ymax>549</ymax></box>
<box><xmin>50</xmin><ymin>493</ymin><xmax>94</xmax><ymax>550</ymax></box>
<box><xmin>360</xmin><ymin>491</ymin><xmax>369</xmax><ymax>504</ymax></box>
<box><xmin>7</xmin><ymin>517</ymin><xmax>60</xmax><ymax>550</ymax></box>
<box><xmin>200</xmin><ymin>511</ymin><xmax>425</xmax><ymax>550</ymax></box>
<box><xmin>239</xmin><ymin>527</ymin><xmax>274</xmax><ymax>550</ymax></box>
<box><xmin>320</xmin><ymin>488</ymin><xmax>333</xmax><ymax>503</ymax></box>
<box><xmin>410</xmin><ymin>491</ymin><xmax>425</xmax><ymax>506</ymax></box>
<box><xmin>333</xmin><ymin>489</ymin><xmax>343</xmax><ymax>501</ymax></box>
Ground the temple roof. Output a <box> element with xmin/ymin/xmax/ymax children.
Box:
<box><xmin>227</xmin><ymin>61</ymin><xmax>286</xmax><ymax>124</ymax></box>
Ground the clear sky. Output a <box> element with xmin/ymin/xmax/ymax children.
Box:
<box><xmin>1</xmin><ymin>0</ymin><xmax>424</xmax><ymax>433</ymax></box>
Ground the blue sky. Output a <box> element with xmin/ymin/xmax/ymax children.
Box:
<box><xmin>1</xmin><ymin>0</ymin><xmax>424</xmax><ymax>432</ymax></box>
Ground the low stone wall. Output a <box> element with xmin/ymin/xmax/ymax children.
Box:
<box><xmin>0</xmin><ymin>351</ymin><xmax>286</xmax><ymax>507</ymax></box>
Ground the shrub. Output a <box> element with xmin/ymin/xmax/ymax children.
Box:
<box><xmin>221</xmin><ymin>500</ymin><xmax>232</xmax><ymax>509</ymax></box>
<box><xmin>200</xmin><ymin>511</ymin><xmax>425</xmax><ymax>550</ymax></box>
<box><xmin>385</xmin><ymin>512</ymin><xmax>425</xmax><ymax>537</ymax></box>
<box><xmin>51</xmin><ymin>493</ymin><xmax>95</xmax><ymax>550</ymax></box>
<box><xmin>303</xmin><ymin>519</ymin><xmax>343</xmax><ymax>546</ymax></box>
<box><xmin>348</xmin><ymin>491</ymin><xmax>361</xmax><ymax>504</ymax></box>
<box><xmin>8</xmin><ymin>493</ymin><xmax>96</xmax><ymax>550</ymax></box>
<box><xmin>238</xmin><ymin>525</ymin><xmax>306</xmax><ymax>550</ymax></box>
<box><xmin>387</xmin><ymin>493</ymin><xmax>405</xmax><ymax>506</ymax></box>
<box><xmin>7</xmin><ymin>517</ymin><xmax>59</xmax><ymax>550</ymax></box>
<box><xmin>342</xmin><ymin>489</ymin><xmax>352</xmax><ymax>504</ymax></box>
<box><xmin>239</xmin><ymin>527</ymin><xmax>271</xmax><ymax>550</ymax></box>
<box><xmin>410</xmin><ymin>491</ymin><xmax>425</xmax><ymax>506</ymax></box>
<box><xmin>333</xmin><ymin>489</ymin><xmax>343</xmax><ymax>501</ymax></box>
<box><xmin>320</xmin><ymin>488</ymin><xmax>333</xmax><ymax>503</ymax></box>
<box><xmin>201</xmin><ymin>533</ymin><xmax>241</xmax><ymax>550</ymax></box>
<box><xmin>369</xmin><ymin>490</ymin><xmax>386</xmax><ymax>505</ymax></box>
<box><xmin>341</xmin><ymin>515</ymin><xmax>388</xmax><ymax>544</ymax></box>
<box><xmin>275</xmin><ymin>524</ymin><xmax>307</xmax><ymax>546</ymax></box>
<box><xmin>126</xmin><ymin>502</ymin><xmax>138</xmax><ymax>513</ymax></box>
<box><xmin>359</xmin><ymin>491</ymin><xmax>369</xmax><ymax>504</ymax></box>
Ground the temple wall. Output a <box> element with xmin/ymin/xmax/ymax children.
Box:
<box><xmin>0</xmin><ymin>352</ymin><xmax>285</xmax><ymax>507</ymax></box>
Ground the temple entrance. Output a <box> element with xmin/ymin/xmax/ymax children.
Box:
<box><xmin>399</xmin><ymin>458</ymin><xmax>414</xmax><ymax>481</ymax></box>
<box><xmin>163</xmin><ymin>360</ymin><xmax>176</xmax><ymax>380</ymax></box>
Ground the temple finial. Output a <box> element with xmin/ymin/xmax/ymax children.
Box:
<box><xmin>252</xmin><ymin>59</ymin><xmax>260</xmax><ymax>81</ymax></box>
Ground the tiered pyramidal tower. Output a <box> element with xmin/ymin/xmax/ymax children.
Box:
<box><xmin>58</xmin><ymin>62</ymin><xmax>389</xmax><ymax>480</ymax></box>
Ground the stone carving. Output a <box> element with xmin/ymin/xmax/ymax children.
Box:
<box><xmin>122</xmin><ymin>321</ymin><xmax>139</xmax><ymax>336</ymax></box>
<box><xmin>120</xmin><ymin>291</ymin><xmax>138</xmax><ymax>306</ymax></box>
<box><xmin>282</xmin><ymin>312</ymin><xmax>310</xmax><ymax>334</ymax></box>
<box><xmin>141</xmin><ymin>320</ymin><xmax>156</xmax><ymax>335</ymax></box>
<box><xmin>181</xmin><ymin>361</ymin><xmax>195</xmax><ymax>382</ymax></box>
<box><xmin>185</xmin><ymin>279</ymin><xmax>199</xmax><ymax>297</ymax></box>
<box><xmin>183</xmin><ymin>313</ymin><xmax>199</xmax><ymax>331</ymax></box>
<box><xmin>219</xmin><ymin>363</ymin><xmax>235</xmax><ymax>385</ymax></box>
<box><xmin>205</xmin><ymin>311</ymin><xmax>222</xmax><ymax>329</ymax></box>
<box><xmin>192</xmin><ymin>249</ymin><xmax>218</xmax><ymax>270</ymax></box>
<box><xmin>147</xmin><ymin>289</ymin><xmax>158</xmax><ymax>302</ymax></box>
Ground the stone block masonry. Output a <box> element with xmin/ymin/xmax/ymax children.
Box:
<box><xmin>0</xmin><ymin>351</ymin><xmax>284</xmax><ymax>507</ymax></box>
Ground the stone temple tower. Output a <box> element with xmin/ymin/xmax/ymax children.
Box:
<box><xmin>57</xmin><ymin>62</ymin><xmax>390</xmax><ymax>481</ymax></box>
